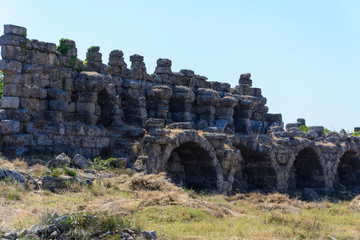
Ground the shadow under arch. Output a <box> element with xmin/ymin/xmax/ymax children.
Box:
<box><xmin>234</xmin><ymin>146</ymin><xmax>277</xmax><ymax>191</ymax></box>
<box><xmin>166</xmin><ymin>142</ymin><xmax>218</xmax><ymax>191</ymax></box>
<box><xmin>289</xmin><ymin>147</ymin><xmax>325</xmax><ymax>190</ymax></box>
<box><xmin>336</xmin><ymin>150</ymin><xmax>360</xmax><ymax>187</ymax></box>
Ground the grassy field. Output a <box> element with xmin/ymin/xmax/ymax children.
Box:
<box><xmin>1</xmin><ymin>158</ymin><xmax>360</xmax><ymax>239</ymax></box>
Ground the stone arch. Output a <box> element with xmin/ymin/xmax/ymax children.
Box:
<box><xmin>289</xmin><ymin>147</ymin><xmax>325</xmax><ymax>190</ymax></box>
<box><xmin>336</xmin><ymin>150</ymin><xmax>360</xmax><ymax>187</ymax></box>
<box><xmin>158</xmin><ymin>131</ymin><xmax>221</xmax><ymax>191</ymax></box>
<box><xmin>234</xmin><ymin>145</ymin><xmax>278</xmax><ymax>191</ymax></box>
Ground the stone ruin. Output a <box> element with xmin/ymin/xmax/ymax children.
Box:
<box><xmin>0</xmin><ymin>24</ymin><xmax>360</xmax><ymax>193</ymax></box>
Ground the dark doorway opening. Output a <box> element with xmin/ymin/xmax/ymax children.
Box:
<box><xmin>289</xmin><ymin>147</ymin><xmax>325</xmax><ymax>190</ymax></box>
<box><xmin>166</xmin><ymin>142</ymin><xmax>217</xmax><ymax>191</ymax></box>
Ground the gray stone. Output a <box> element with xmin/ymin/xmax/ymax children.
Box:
<box><xmin>49</xmin><ymin>100</ymin><xmax>68</xmax><ymax>112</ymax></box>
<box><xmin>285</xmin><ymin>123</ymin><xmax>299</xmax><ymax>131</ymax></box>
<box><xmin>4</xmin><ymin>169</ymin><xmax>26</xmax><ymax>184</ymax></box>
<box><xmin>302</xmin><ymin>188</ymin><xmax>320</xmax><ymax>201</ymax></box>
<box><xmin>47</xmin><ymin>153</ymin><xmax>71</xmax><ymax>167</ymax></box>
<box><xmin>0</xmin><ymin>59</ymin><xmax>22</xmax><ymax>74</ymax></box>
<box><xmin>42</xmin><ymin>176</ymin><xmax>66</xmax><ymax>192</ymax></box>
<box><xmin>72</xmin><ymin>154</ymin><xmax>93</xmax><ymax>169</ymax></box>
<box><xmin>140</xmin><ymin>230</ymin><xmax>157</xmax><ymax>239</ymax></box>
<box><xmin>0</xmin><ymin>120</ymin><xmax>20</xmax><ymax>134</ymax></box>
<box><xmin>4</xmin><ymin>24</ymin><xmax>27</xmax><ymax>36</ymax></box>
<box><xmin>0</xmin><ymin>97</ymin><xmax>19</xmax><ymax>109</ymax></box>
<box><xmin>76</xmin><ymin>102</ymin><xmax>95</xmax><ymax>114</ymax></box>
<box><xmin>53</xmin><ymin>215</ymin><xmax>71</xmax><ymax>232</ymax></box>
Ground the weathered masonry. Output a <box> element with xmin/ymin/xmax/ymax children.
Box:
<box><xmin>1</xmin><ymin>24</ymin><xmax>360</xmax><ymax>193</ymax></box>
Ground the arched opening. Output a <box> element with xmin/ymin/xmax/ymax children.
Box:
<box><xmin>234</xmin><ymin>147</ymin><xmax>277</xmax><ymax>191</ymax></box>
<box><xmin>166</xmin><ymin>142</ymin><xmax>217</xmax><ymax>191</ymax></box>
<box><xmin>289</xmin><ymin>147</ymin><xmax>325</xmax><ymax>190</ymax></box>
<box><xmin>337</xmin><ymin>151</ymin><xmax>360</xmax><ymax>187</ymax></box>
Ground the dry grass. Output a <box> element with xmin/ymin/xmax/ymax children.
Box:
<box><xmin>1</xmin><ymin>161</ymin><xmax>360</xmax><ymax>239</ymax></box>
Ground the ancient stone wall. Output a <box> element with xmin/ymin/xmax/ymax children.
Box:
<box><xmin>1</xmin><ymin>24</ymin><xmax>360</xmax><ymax>193</ymax></box>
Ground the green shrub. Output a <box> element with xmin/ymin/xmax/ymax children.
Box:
<box><xmin>93</xmin><ymin>157</ymin><xmax>126</xmax><ymax>171</ymax></box>
<box><xmin>88</xmin><ymin>46</ymin><xmax>99</xmax><ymax>52</ymax></box>
<box><xmin>56</xmin><ymin>38</ymin><xmax>73</xmax><ymax>54</ymax></box>
<box><xmin>352</xmin><ymin>131</ymin><xmax>360</xmax><ymax>137</ymax></box>
<box><xmin>50</xmin><ymin>168</ymin><xmax>62</xmax><ymax>177</ymax></box>
<box><xmin>324</xmin><ymin>128</ymin><xmax>330</xmax><ymax>134</ymax></box>
<box><xmin>299</xmin><ymin>125</ymin><xmax>310</xmax><ymax>133</ymax></box>
<box><xmin>63</xmin><ymin>167</ymin><xmax>77</xmax><ymax>177</ymax></box>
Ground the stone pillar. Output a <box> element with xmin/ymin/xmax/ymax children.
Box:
<box><xmin>85</xmin><ymin>46</ymin><xmax>107</xmax><ymax>73</ymax></box>
<box><xmin>154</xmin><ymin>58</ymin><xmax>172</xmax><ymax>75</ymax></box>
<box><xmin>108</xmin><ymin>50</ymin><xmax>129</xmax><ymax>78</ymax></box>
<box><xmin>169</xmin><ymin>86</ymin><xmax>195</xmax><ymax>122</ymax></box>
<box><xmin>146</xmin><ymin>85</ymin><xmax>173</xmax><ymax>121</ymax></box>
<box><xmin>73</xmin><ymin>72</ymin><xmax>106</xmax><ymax>125</ymax></box>
<box><xmin>216</xmin><ymin>96</ymin><xmax>238</xmax><ymax>130</ymax></box>
<box><xmin>130</xmin><ymin>54</ymin><xmax>149</xmax><ymax>81</ymax></box>
<box><xmin>195</xmin><ymin>88</ymin><xmax>220</xmax><ymax>127</ymax></box>
<box><xmin>122</xmin><ymin>79</ymin><xmax>147</xmax><ymax>127</ymax></box>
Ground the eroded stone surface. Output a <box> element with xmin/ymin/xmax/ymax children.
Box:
<box><xmin>1</xmin><ymin>24</ymin><xmax>360</xmax><ymax>194</ymax></box>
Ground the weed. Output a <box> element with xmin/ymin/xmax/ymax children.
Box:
<box><xmin>92</xmin><ymin>157</ymin><xmax>126</xmax><ymax>171</ymax></box>
<box><xmin>69</xmin><ymin>56</ymin><xmax>76</xmax><ymax>69</ymax></box>
<box><xmin>88</xmin><ymin>46</ymin><xmax>99</xmax><ymax>53</ymax></box>
<box><xmin>352</xmin><ymin>131</ymin><xmax>360</xmax><ymax>137</ymax></box>
<box><xmin>63</xmin><ymin>167</ymin><xmax>77</xmax><ymax>177</ymax></box>
<box><xmin>299</xmin><ymin>125</ymin><xmax>310</xmax><ymax>132</ymax></box>
<box><xmin>50</xmin><ymin>168</ymin><xmax>62</xmax><ymax>177</ymax></box>
<box><xmin>56</xmin><ymin>38</ymin><xmax>73</xmax><ymax>54</ymax></box>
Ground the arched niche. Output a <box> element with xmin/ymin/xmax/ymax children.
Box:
<box><xmin>337</xmin><ymin>151</ymin><xmax>360</xmax><ymax>187</ymax></box>
<box><xmin>166</xmin><ymin>142</ymin><xmax>218</xmax><ymax>191</ymax></box>
<box><xmin>234</xmin><ymin>146</ymin><xmax>277</xmax><ymax>191</ymax></box>
<box><xmin>289</xmin><ymin>147</ymin><xmax>325</xmax><ymax>190</ymax></box>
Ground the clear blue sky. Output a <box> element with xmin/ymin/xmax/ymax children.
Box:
<box><xmin>1</xmin><ymin>0</ymin><xmax>360</xmax><ymax>132</ymax></box>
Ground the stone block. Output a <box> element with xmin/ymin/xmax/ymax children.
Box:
<box><xmin>39</xmin><ymin>100</ymin><xmax>49</xmax><ymax>110</ymax></box>
<box><xmin>267</xmin><ymin>113</ymin><xmax>282</xmax><ymax>122</ymax></box>
<box><xmin>3</xmin><ymin>134</ymin><xmax>33</xmax><ymax>146</ymax></box>
<box><xmin>3</xmin><ymin>73</ymin><xmax>24</xmax><ymax>84</ymax></box>
<box><xmin>28</xmin><ymin>39</ymin><xmax>56</xmax><ymax>53</ymax></box>
<box><xmin>86</xmin><ymin>125</ymin><xmax>105</xmax><ymax>136</ymax></box>
<box><xmin>2</xmin><ymin>84</ymin><xmax>23</xmax><ymax>97</ymax></box>
<box><xmin>172</xmin><ymin>112</ymin><xmax>192</xmax><ymax>122</ymax></box>
<box><xmin>195</xmin><ymin>105</ymin><xmax>216</xmax><ymax>114</ymax></box>
<box><xmin>4</xmin><ymin>25</ymin><xmax>27</xmax><ymax>36</ymax></box>
<box><xmin>49</xmin><ymin>100</ymin><xmax>68</xmax><ymax>112</ymax></box>
<box><xmin>0</xmin><ymin>59</ymin><xmax>22</xmax><ymax>74</ymax></box>
<box><xmin>96</xmin><ymin>137</ymin><xmax>110</xmax><ymax>148</ymax></box>
<box><xmin>47</xmin><ymin>88</ymin><xmax>69</xmax><ymax>100</ymax></box>
<box><xmin>75</xmin><ymin>91</ymin><xmax>97</xmax><ymax>103</ymax></box>
<box><xmin>1</xmin><ymin>45</ymin><xmax>25</xmax><ymax>61</ymax></box>
<box><xmin>0</xmin><ymin>96</ymin><xmax>19</xmax><ymax>109</ymax></box>
<box><xmin>0</xmin><ymin>109</ymin><xmax>7</xmax><ymax>120</ymax></box>
<box><xmin>20</xmin><ymin>98</ymin><xmax>40</xmax><ymax>111</ymax></box>
<box><xmin>81</xmin><ymin>136</ymin><xmax>97</xmax><ymax>148</ymax></box>
<box><xmin>76</xmin><ymin>102</ymin><xmax>95</xmax><ymax>114</ymax></box>
<box><xmin>0</xmin><ymin>34</ymin><xmax>27</xmax><ymax>46</ymax></box>
<box><xmin>36</xmin><ymin>134</ymin><xmax>53</xmax><ymax>146</ymax></box>
<box><xmin>4</xmin><ymin>109</ymin><xmax>30</xmax><ymax>121</ymax></box>
<box><xmin>216</xmin><ymin>107</ymin><xmax>234</xmax><ymax>117</ymax></box>
<box><xmin>68</xmin><ymin>102</ymin><xmax>76</xmax><ymax>112</ymax></box>
<box><xmin>0</xmin><ymin>120</ymin><xmax>20</xmax><ymax>134</ymax></box>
